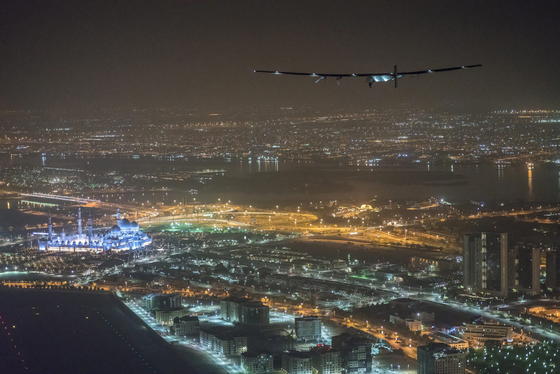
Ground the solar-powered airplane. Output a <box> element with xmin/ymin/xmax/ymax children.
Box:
<box><xmin>254</xmin><ymin>64</ymin><xmax>482</xmax><ymax>88</ymax></box>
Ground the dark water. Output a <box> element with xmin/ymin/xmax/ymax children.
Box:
<box><xmin>0</xmin><ymin>271</ymin><xmax>73</xmax><ymax>281</ymax></box>
<box><xmin>203</xmin><ymin>162</ymin><xmax>556</xmax><ymax>204</ymax></box>
<box><xmin>1</xmin><ymin>153</ymin><xmax>559</xmax><ymax>205</ymax></box>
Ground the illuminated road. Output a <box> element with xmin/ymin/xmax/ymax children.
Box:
<box><xmin>9</xmin><ymin>190</ymin><xmax>559</xmax><ymax>344</ymax></box>
<box><xmin>138</xmin><ymin>203</ymin><xmax>458</xmax><ymax>251</ymax></box>
<box><xmin>465</xmin><ymin>206</ymin><xmax>560</xmax><ymax>220</ymax></box>
<box><xmin>17</xmin><ymin>189</ymin><xmax>551</xmax><ymax>252</ymax></box>
<box><xmin>295</xmin><ymin>273</ymin><xmax>560</xmax><ymax>344</ymax></box>
<box><xmin>19</xmin><ymin>192</ymin><xmax>100</xmax><ymax>204</ymax></box>
<box><xmin>258</xmin><ymin>296</ymin><xmax>419</xmax><ymax>360</ymax></box>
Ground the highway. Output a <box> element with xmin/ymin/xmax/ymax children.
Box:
<box><xmin>295</xmin><ymin>272</ymin><xmax>560</xmax><ymax>344</ymax></box>
<box><xmin>417</xmin><ymin>295</ymin><xmax>560</xmax><ymax>343</ymax></box>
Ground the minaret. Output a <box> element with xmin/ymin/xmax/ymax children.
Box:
<box><xmin>77</xmin><ymin>207</ymin><xmax>83</xmax><ymax>236</ymax></box>
<box><xmin>48</xmin><ymin>214</ymin><xmax>53</xmax><ymax>240</ymax></box>
<box><xmin>87</xmin><ymin>212</ymin><xmax>93</xmax><ymax>241</ymax></box>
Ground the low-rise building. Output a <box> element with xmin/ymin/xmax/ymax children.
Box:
<box><xmin>462</xmin><ymin>322</ymin><xmax>512</xmax><ymax>346</ymax></box>
<box><xmin>220</xmin><ymin>297</ymin><xmax>243</xmax><ymax>322</ymax></box>
<box><xmin>417</xmin><ymin>343</ymin><xmax>466</xmax><ymax>374</ymax></box>
<box><xmin>143</xmin><ymin>293</ymin><xmax>182</xmax><ymax>311</ymax></box>
<box><xmin>220</xmin><ymin>297</ymin><xmax>269</xmax><ymax>326</ymax></box>
<box><xmin>432</xmin><ymin>332</ymin><xmax>469</xmax><ymax>350</ymax></box>
<box><xmin>295</xmin><ymin>316</ymin><xmax>322</xmax><ymax>341</ymax></box>
<box><xmin>331</xmin><ymin>333</ymin><xmax>372</xmax><ymax>374</ymax></box>
<box><xmin>155</xmin><ymin>308</ymin><xmax>187</xmax><ymax>326</ymax></box>
<box><xmin>281</xmin><ymin>351</ymin><xmax>313</xmax><ymax>374</ymax></box>
<box><xmin>311</xmin><ymin>346</ymin><xmax>342</xmax><ymax>374</ymax></box>
<box><xmin>171</xmin><ymin>315</ymin><xmax>199</xmax><ymax>337</ymax></box>
<box><xmin>254</xmin><ymin>334</ymin><xmax>295</xmax><ymax>354</ymax></box>
<box><xmin>389</xmin><ymin>314</ymin><xmax>423</xmax><ymax>332</ymax></box>
<box><xmin>406</xmin><ymin>319</ymin><xmax>423</xmax><ymax>332</ymax></box>
<box><xmin>241</xmin><ymin>352</ymin><xmax>274</xmax><ymax>374</ymax></box>
<box><xmin>240</xmin><ymin>301</ymin><xmax>270</xmax><ymax>326</ymax></box>
<box><xmin>200</xmin><ymin>327</ymin><xmax>248</xmax><ymax>357</ymax></box>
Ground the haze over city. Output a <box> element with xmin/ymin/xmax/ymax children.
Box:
<box><xmin>1</xmin><ymin>1</ymin><xmax>560</xmax><ymax>374</ymax></box>
<box><xmin>1</xmin><ymin>0</ymin><xmax>560</xmax><ymax>112</ymax></box>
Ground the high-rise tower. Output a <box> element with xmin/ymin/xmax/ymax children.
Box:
<box><xmin>463</xmin><ymin>232</ymin><xmax>510</xmax><ymax>297</ymax></box>
<box><xmin>511</xmin><ymin>243</ymin><xmax>541</xmax><ymax>296</ymax></box>
<box><xmin>546</xmin><ymin>248</ymin><xmax>560</xmax><ymax>293</ymax></box>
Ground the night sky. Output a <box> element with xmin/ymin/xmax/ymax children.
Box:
<box><xmin>1</xmin><ymin>0</ymin><xmax>559</xmax><ymax>112</ymax></box>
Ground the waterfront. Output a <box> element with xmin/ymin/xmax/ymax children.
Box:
<box><xmin>2</xmin><ymin>154</ymin><xmax>560</xmax><ymax>206</ymax></box>
<box><xmin>0</xmin><ymin>288</ymin><xmax>225</xmax><ymax>374</ymax></box>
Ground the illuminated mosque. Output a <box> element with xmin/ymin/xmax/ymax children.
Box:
<box><xmin>37</xmin><ymin>208</ymin><xmax>152</xmax><ymax>252</ymax></box>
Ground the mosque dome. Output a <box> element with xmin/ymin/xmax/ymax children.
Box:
<box><xmin>118</xmin><ymin>218</ymin><xmax>139</xmax><ymax>231</ymax></box>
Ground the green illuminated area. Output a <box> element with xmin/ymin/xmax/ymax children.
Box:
<box><xmin>20</xmin><ymin>200</ymin><xmax>57</xmax><ymax>207</ymax></box>
<box><xmin>467</xmin><ymin>341</ymin><xmax>560</xmax><ymax>374</ymax></box>
<box><xmin>350</xmin><ymin>271</ymin><xmax>389</xmax><ymax>282</ymax></box>
<box><xmin>350</xmin><ymin>275</ymin><xmax>370</xmax><ymax>280</ymax></box>
<box><xmin>145</xmin><ymin>221</ymin><xmax>249</xmax><ymax>234</ymax></box>
<box><xmin>144</xmin><ymin>220</ymin><xmax>289</xmax><ymax>250</ymax></box>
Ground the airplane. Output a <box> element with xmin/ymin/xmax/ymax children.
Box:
<box><xmin>254</xmin><ymin>64</ymin><xmax>482</xmax><ymax>88</ymax></box>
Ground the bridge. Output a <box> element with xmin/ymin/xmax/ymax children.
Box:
<box><xmin>19</xmin><ymin>193</ymin><xmax>100</xmax><ymax>205</ymax></box>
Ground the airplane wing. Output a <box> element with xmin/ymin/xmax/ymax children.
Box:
<box><xmin>254</xmin><ymin>64</ymin><xmax>482</xmax><ymax>87</ymax></box>
<box><xmin>397</xmin><ymin>64</ymin><xmax>482</xmax><ymax>75</ymax></box>
<box><xmin>253</xmin><ymin>70</ymin><xmax>382</xmax><ymax>78</ymax></box>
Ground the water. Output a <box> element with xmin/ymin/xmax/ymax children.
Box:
<box><xmin>0</xmin><ymin>271</ymin><xmax>74</xmax><ymax>281</ymax></box>
<box><xmin>1</xmin><ymin>153</ymin><xmax>560</xmax><ymax>206</ymax></box>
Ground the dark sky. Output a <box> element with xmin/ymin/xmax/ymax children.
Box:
<box><xmin>1</xmin><ymin>0</ymin><xmax>559</xmax><ymax>113</ymax></box>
